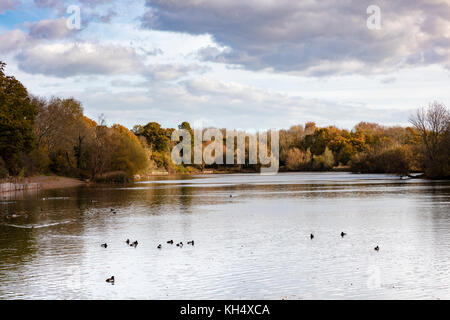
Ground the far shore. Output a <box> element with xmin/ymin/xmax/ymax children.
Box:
<box><xmin>30</xmin><ymin>176</ymin><xmax>87</xmax><ymax>190</ymax></box>
<box><xmin>1</xmin><ymin>169</ymin><xmax>424</xmax><ymax>193</ymax></box>
<box><xmin>1</xmin><ymin>176</ymin><xmax>86</xmax><ymax>193</ymax></box>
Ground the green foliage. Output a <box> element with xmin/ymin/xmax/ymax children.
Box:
<box><xmin>0</xmin><ymin>62</ymin><xmax>38</xmax><ymax>174</ymax></box>
<box><xmin>137</xmin><ymin>122</ymin><xmax>171</xmax><ymax>152</ymax></box>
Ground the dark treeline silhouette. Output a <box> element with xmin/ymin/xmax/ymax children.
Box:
<box><xmin>1</xmin><ymin>62</ymin><xmax>449</xmax><ymax>181</ymax></box>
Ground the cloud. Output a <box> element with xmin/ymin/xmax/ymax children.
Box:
<box><xmin>33</xmin><ymin>0</ymin><xmax>64</xmax><ymax>14</ymax></box>
<box><xmin>15</xmin><ymin>43</ymin><xmax>142</xmax><ymax>77</ymax></box>
<box><xmin>142</xmin><ymin>0</ymin><xmax>450</xmax><ymax>76</ymax></box>
<box><xmin>142</xmin><ymin>64</ymin><xmax>208</xmax><ymax>81</ymax></box>
<box><xmin>0</xmin><ymin>17</ymin><xmax>74</xmax><ymax>53</ymax></box>
<box><xmin>0</xmin><ymin>30</ymin><xmax>29</xmax><ymax>53</ymax></box>
<box><xmin>0</xmin><ymin>0</ymin><xmax>18</xmax><ymax>14</ymax></box>
<box><xmin>27</xmin><ymin>17</ymin><xmax>72</xmax><ymax>39</ymax></box>
<box><xmin>87</xmin><ymin>8</ymin><xmax>117</xmax><ymax>23</ymax></box>
<box><xmin>79</xmin><ymin>0</ymin><xmax>112</xmax><ymax>8</ymax></box>
<box><xmin>12</xmin><ymin>40</ymin><xmax>204</xmax><ymax>81</ymax></box>
<box><xmin>33</xmin><ymin>0</ymin><xmax>59</xmax><ymax>8</ymax></box>
<box><xmin>76</xmin><ymin>77</ymin><xmax>407</xmax><ymax>129</ymax></box>
<box><xmin>381</xmin><ymin>77</ymin><xmax>396</xmax><ymax>84</ymax></box>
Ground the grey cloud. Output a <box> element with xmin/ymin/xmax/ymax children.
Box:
<box><xmin>28</xmin><ymin>17</ymin><xmax>72</xmax><ymax>39</ymax></box>
<box><xmin>0</xmin><ymin>0</ymin><xmax>18</xmax><ymax>14</ymax></box>
<box><xmin>33</xmin><ymin>0</ymin><xmax>64</xmax><ymax>14</ymax></box>
<box><xmin>33</xmin><ymin>0</ymin><xmax>59</xmax><ymax>8</ymax></box>
<box><xmin>142</xmin><ymin>0</ymin><xmax>450</xmax><ymax>76</ymax></box>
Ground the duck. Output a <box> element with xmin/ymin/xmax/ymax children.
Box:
<box><xmin>374</xmin><ymin>245</ymin><xmax>379</xmax><ymax>251</ymax></box>
<box><xmin>167</xmin><ymin>240</ymin><xmax>173</xmax><ymax>244</ymax></box>
<box><xmin>110</xmin><ymin>208</ymin><xmax>115</xmax><ymax>212</ymax></box>
<box><xmin>176</xmin><ymin>242</ymin><xmax>183</xmax><ymax>247</ymax></box>
<box><xmin>106</xmin><ymin>276</ymin><xmax>115</xmax><ymax>284</ymax></box>
<box><xmin>126</xmin><ymin>239</ymin><xmax>130</xmax><ymax>245</ymax></box>
<box><xmin>341</xmin><ymin>232</ymin><xmax>347</xmax><ymax>238</ymax></box>
<box><xmin>131</xmin><ymin>240</ymin><xmax>138</xmax><ymax>248</ymax></box>
<box><xmin>310</xmin><ymin>234</ymin><xmax>314</xmax><ymax>240</ymax></box>
<box><xmin>157</xmin><ymin>244</ymin><xmax>162</xmax><ymax>249</ymax></box>
<box><xmin>101</xmin><ymin>243</ymin><xmax>108</xmax><ymax>248</ymax></box>
<box><xmin>230</xmin><ymin>195</ymin><xmax>232</xmax><ymax>198</ymax></box>
<box><xmin>187</xmin><ymin>240</ymin><xmax>194</xmax><ymax>246</ymax></box>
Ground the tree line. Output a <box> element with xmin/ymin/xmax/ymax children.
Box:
<box><xmin>1</xmin><ymin>61</ymin><xmax>449</xmax><ymax>180</ymax></box>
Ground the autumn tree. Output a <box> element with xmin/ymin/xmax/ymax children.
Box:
<box><xmin>0</xmin><ymin>62</ymin><xmax>38</xmax><ymax>175</ymax></box>
<box><xmin>109</xmin><ymin>124</ymin><xmax>148</xmax><ymax>176</ymax></box>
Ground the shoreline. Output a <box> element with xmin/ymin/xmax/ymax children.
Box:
<box><xmin>0</xmin><ymin>176</ymin><xmax>86</xmax><ymax>193</ymax></box>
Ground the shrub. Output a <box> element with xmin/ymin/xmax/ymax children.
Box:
<box><xmin>0</xmin><ymin>157</ymin><xmax>8</xmax><ymax>178</ymax></box>
<box><xmin>94</xmin><ymin>171</ymin><xmax>129</xmax><ymax>183</ymax></box>
<box><xmin>350</xmin><ymin>145</ymin><xmax>413</xmax><ymax>175</ymax></box>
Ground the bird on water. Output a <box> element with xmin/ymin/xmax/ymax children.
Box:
<box><xmin>106</xmin><ymin>276</ymin><xmax>115</xmax><ymax>284</ymax></box>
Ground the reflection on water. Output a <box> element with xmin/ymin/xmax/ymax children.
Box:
<box><xmin>0</xmin><ymin>172</ymin><xmax>449</xmax><ymax>299</ymax></box>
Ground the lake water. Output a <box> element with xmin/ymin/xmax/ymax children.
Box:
<box><xmin>1</xmin><ymin>172</ymin><xmax>450</xmax><ymax>300</ymax></box>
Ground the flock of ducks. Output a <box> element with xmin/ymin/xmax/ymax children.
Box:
<box><xmin>104</xmin><ymin>230</ymin><xmax>380</xmax><ymax>284</ymax></box>
<box><xmin>310</xmin><ymin>231</ymin><xmax>380</xmax><ymax>252</ymax></box>
<box><xmin>3</xmin><ymin>205</ymin><xmax>381</xmax><ymax>285</ymax></box>
<box><xmin>102</xmin><ymin>210</ymin><xmax>195</xmax><ymax>284</ymax></box>
<box><xmin>104</xmin><ymin>238</ymin><xmax>194</xmax><ymax>284</ymax></box>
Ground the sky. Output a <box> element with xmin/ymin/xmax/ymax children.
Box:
<box><xmin>1</xmin><ymin>0</ymin><xmax>450</xmax><ymax>130</ymax></box>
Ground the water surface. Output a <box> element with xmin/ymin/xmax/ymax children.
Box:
<box><xmin>1</xmin><ymin>172</ymin><xmax>449</xmax><ymax>299</ymax></box>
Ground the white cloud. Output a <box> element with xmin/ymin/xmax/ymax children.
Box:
<box><xmin>16</xmin><ymin>43</ymin><xmax>142</xmax><ymax>77</ymax></box>
<box><xmin>0</xmin><ymin>30</ymin><xmax>29</xmax><ymax>53</ymax></box>
<box><xmin>142</xmin><ymin>64</ymin><xmax>208</xmax><ymax>81</ymax></box>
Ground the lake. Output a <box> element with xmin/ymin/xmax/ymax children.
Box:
<box><xmin>1</xmin><ymin>172</ymin><xmax>450</xmax><ymax>299</ymax></box>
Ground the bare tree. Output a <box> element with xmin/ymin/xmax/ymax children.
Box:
<box><xmin>410</xmin><ymin>102</ymin><xmax>449</xmax><ymax>162</ymax></box>
<box><xmin>409</xmin><ymin>101</ymin><xmax>450</xmax><ymax>177</ymax></box>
